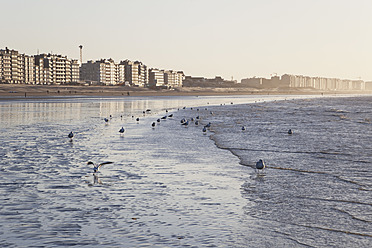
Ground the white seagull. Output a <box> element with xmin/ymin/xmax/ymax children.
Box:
<box><xmin>87</xmin><ymin>161</ymin><xmax>114</xmax><ymax>173</ymax></box>
<box><xmin>119</xmin><ymin>127</ymin><xmax>125</xmax><ymax>134</ymax></box>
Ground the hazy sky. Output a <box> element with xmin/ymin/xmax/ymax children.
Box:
<box><xmin>1</xmin><ymin>0</ymin><xmax>372</xmax><ymax>81</ymax></box>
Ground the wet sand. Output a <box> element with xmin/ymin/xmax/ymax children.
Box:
<box><xmin>0</xmin><ymin>83</ymin><xmax>370</xmax><ymax>100</ymax></box>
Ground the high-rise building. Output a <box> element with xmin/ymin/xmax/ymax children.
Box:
<box><xmin>121</xmin><ymin>60</ymin><xmax>148</xmax><ymax>87</ymax></box>
<box><xmin>24</xmin><ymin>55</ymin><xmax>34</xmax><ymax>84</ymax></box>
<box><xmin>148</xmin><ymin>68</ymin><xmax>165</xmax><ymax>88</ymax></box>
<box><xmin>0</xmin><ymin>47</ymin><xmax>24</xmax><ymax>84</ymax></box>
<box><xmin>80</xmin><ymin>59</ymin><xmax>122</xmax><ymax>85</ymax></box>
<box><xmin>164</xmin><ymin>70</ymin><xmax>184</xmax><ymax>88</ymax></box>
<box><xmin>34</xmin><ymin>53</ymin><xmax>79</xmax><ymax>85</ymax></box>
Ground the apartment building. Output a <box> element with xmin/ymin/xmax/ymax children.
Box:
<box><xmin>34</xmin><ymin>54</ymin><xmax>79</xmax><ymax>85</ymax></box>
<box><xmin>1</xmin><ymin>48</ymin><xmax>79</xmax><ymax>85</ymax></box>
<box><xmin>24</xmin><ymin>55</ymin><xmax>34</xmax><ymax>84</ymax></box>
<box><xmin>121</xmin><ymin>60</ymin><xmax>148</xmax><ymax>87</ymax></box>
<box><xmin>0</xmin><ymin>47</ymin><xmax>24</xmax><ymax>84</ymax></box>
<box><xmin>281</xmin><ymin>74</ymin><xmax>365</xmax><ymax>90</ymax></box>
<box><xmin>164</xmin><ymin>70</ymin><xmax>184</xmax><ymax>88</ymax></box>
<box><xmin>148</xmin><ymin>68</ymin><xmax>165</xmax><ymax>88</ymax></box>
<box><xmin>80</xmin><ymin>59</ymin><xmax>125</xmax><ymax>85</ymax></box>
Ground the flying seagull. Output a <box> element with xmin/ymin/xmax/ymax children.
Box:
<box><xmin>87</xmin><ymin>161</ymin><xmax>114</xmax><ymax>173</ymax></box>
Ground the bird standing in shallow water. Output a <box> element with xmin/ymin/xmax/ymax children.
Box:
<box><xmin>181</xmin><ymin>120</ymin><xmax>189</xmax><ymax>126</ymax></box>
<box><xmin>288</xmin><ymin>129</ymin><xmax>293</xmax><ymax>134</ymax></box>
<box><xmin>152</xmin><ymin>122</ymin><xmax>156</xmax><ymax>127</ymax></box>
<box><xmin>119</xmin><ymin>127</ymin><xmax>125</xmax><ymax>134</ymax></box>
<box><xmin>68</xmin><ymin>131</ymin><xmax>74</xmax><ymax>142</ymax></box>
<box><xmin>255</xmin><ymin>159</ymin><xmax>266</xmax><ymax>174</ymax></box>
<box><xmin>88</xmin><ymin>161</ymin><xmax>114</xmax><ymax>173</ymax></box>
<box><xmin>202</xmin><ymin>126</ymin><xmax>207</xmax><ymax>133</ymax></box>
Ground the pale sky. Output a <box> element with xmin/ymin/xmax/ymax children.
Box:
<box><xmin>1</xmin><ymin>0</ymin><xmax>372</xmax><ymax>81</ymax></box>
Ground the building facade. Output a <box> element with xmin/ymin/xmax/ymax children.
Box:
<box><xmin>164</xmin><ymin>70</ymin><xmax>184</xmax><ymax>88</ymax></box>
<box><xmin>80</xmin><ymin>59</ymin><xmax>126</xmax><ymax>85</ymax></box>
<box><xmin>148</xmin><ymin>68</ymin><xmax>165</xmax><ymax>88</ymax></box>
<box><xmin>120</xmin><ymin>60</ymin><xmax>148</xmax><ymax>87</ymax></box>
<box><xmin>1</xmin><ymin>48</ymin><xmax>79</xmax><ymax>85</ymax></box>
<box><xmin>0</xmin><ymin>47</ymin><xmax>24</xmax><ymax>84</ymax></box>
<box><xmin>241</xmin><ymin>74</ymin><xmax>366</xmax><ymax>91</ymax></box>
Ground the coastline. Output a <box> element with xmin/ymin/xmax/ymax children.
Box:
<box><xmin>0</xmin><ymin>83</ymin><xmax>371</xmax><ymax>100</ymax></box>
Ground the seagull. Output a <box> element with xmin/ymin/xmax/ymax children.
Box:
<box><xmin>288</xmin><ymin>129</ymin><xmax>293</xmax><ymax>135</ymax></box>
<box><xmin>205</xmin><ymin>122</ymin><xmax>211</xmax><ymax>128</ymax></box>
<box><xmin>168</xmin><ymin>114</ymin><xmax>173</xmax><ymax>118</ymax></box>
<box><xmin>180</xmin><ymin>118</ymin><xmax>186</xmax><ymax>124</ymax></box>
<box><xmin>68</xmin><ymin>131</ymin><xmax>74</xmax><ymax>141</ymax></box>
<box><xmin>255</xmin><ymin>159</ymin><xmax>266</xmax><ymax>173</ymax></box>
<box><xmin>202</xmin><ymin>126</ymin><xmax>207</xmax><ymax>133</ymax></box>
<box><xmin>88</xmin><ymin>161</ymin><xmax>114</xmax><ymax>173</ymax></box>
<box><xmin>152</xmin><ymin>122</ymin><xmax>156</xmax><ymax>127</ymax></box>
<box><xmin>136</xmin><ymin>117</ymin><xmax>140</xmax><ymax>122</ymax></box>
<box><xmin>119</xmin><ymin>127</ymin><xmax>125</xmax><ymax>134</ymax></box>
<box><xmin>195</xmin><ymin>120</ymin><xmax>199</xmax><ymax>126</ymax></box>
<box><xmin>161</xmin><ymin>116</ymin><xmax>167</xmax><ymax>120</ymax></box>
<box><xmin>104</xmin><ymin>118</ymin><xmax>109</xmax><ymax>123</ymax></box>
<box><xmin>157</xmin><ymin>118</ymin><xmax>161</xmax><ymax>123</ymax></box>
<box><xmin>181</xmin><ymin>120</ymin><xmax>189</xmax><ymax>126</ymax></box>
<box><xmin>242</xmin><ymin>126</ymin><xmax>246</xmax><ymax>131</ymax></box>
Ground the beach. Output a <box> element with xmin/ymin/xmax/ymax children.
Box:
<box><xmin>1</xmin><ymin>83</ymin><xmax>370</xmax><ymax>100</ymax></box>
<box><xmin>0</xmin><ymin>92</ymin><xmax>371</xmax><ymax>247</ymax></box>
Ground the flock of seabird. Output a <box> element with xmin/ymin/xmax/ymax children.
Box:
<box><xmin>68</xmin><ymin>104</ymin><xmax>293</xmax><ymax>175</ymax></box>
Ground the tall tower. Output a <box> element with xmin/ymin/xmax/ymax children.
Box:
<box><xmin>79</xmin><ymin>45</ymin><xmax>83</xmax><ymax>64</ymax></box>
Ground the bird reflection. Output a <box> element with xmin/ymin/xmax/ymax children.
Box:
<box><xmin>93</xmin><ymin>174</ymin><xmax>102</xmax><ymax>184</ymax></box>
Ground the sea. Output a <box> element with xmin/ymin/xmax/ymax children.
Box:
<box><xmin>0</xmin><ymin>94</ymin><xmax>371</xmax><ymax>248</ymax></box>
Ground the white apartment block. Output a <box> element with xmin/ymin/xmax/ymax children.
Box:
<box><xmin>164</xmin><ymin>70</ymin><xmax>184</xmax><ymax>88</ymax></box>
<box><xmin>1</xmin><ymin>48</ymin><xmax>79</xmax><ymax>85</ymax></box>
<box><xmin>0</xmin><ymin>47</ymin><xmax>24</xmax><ymax>84</ymax></box>
<box><xmin>121</xmin><ymin>60</ymin><xmax>148</xmax><ymax>87</ymax></box>
<box><xmin>148</xmin><ymin>69</ymin><xmax>184</xmax><ymax>88</ymax></box>
<box><xmin>148</xmin><ymin>68</ymin><xmax>165</xmax><ymax>87</ymax></box>
<box><xmin>281</xmin><ymin>74</ymin><xmax>365</xmax><ymax>91</ymax></box>
<box><xmin>80</xmin><ymin>59</ymin><xmax>125</xmax><ymax>85</ymax></box>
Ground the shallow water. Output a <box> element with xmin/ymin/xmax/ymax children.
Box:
<box><xmin>0</xmin><ymin>95</ymin><xmax>371</xmax><ymax>247</ymax></box>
